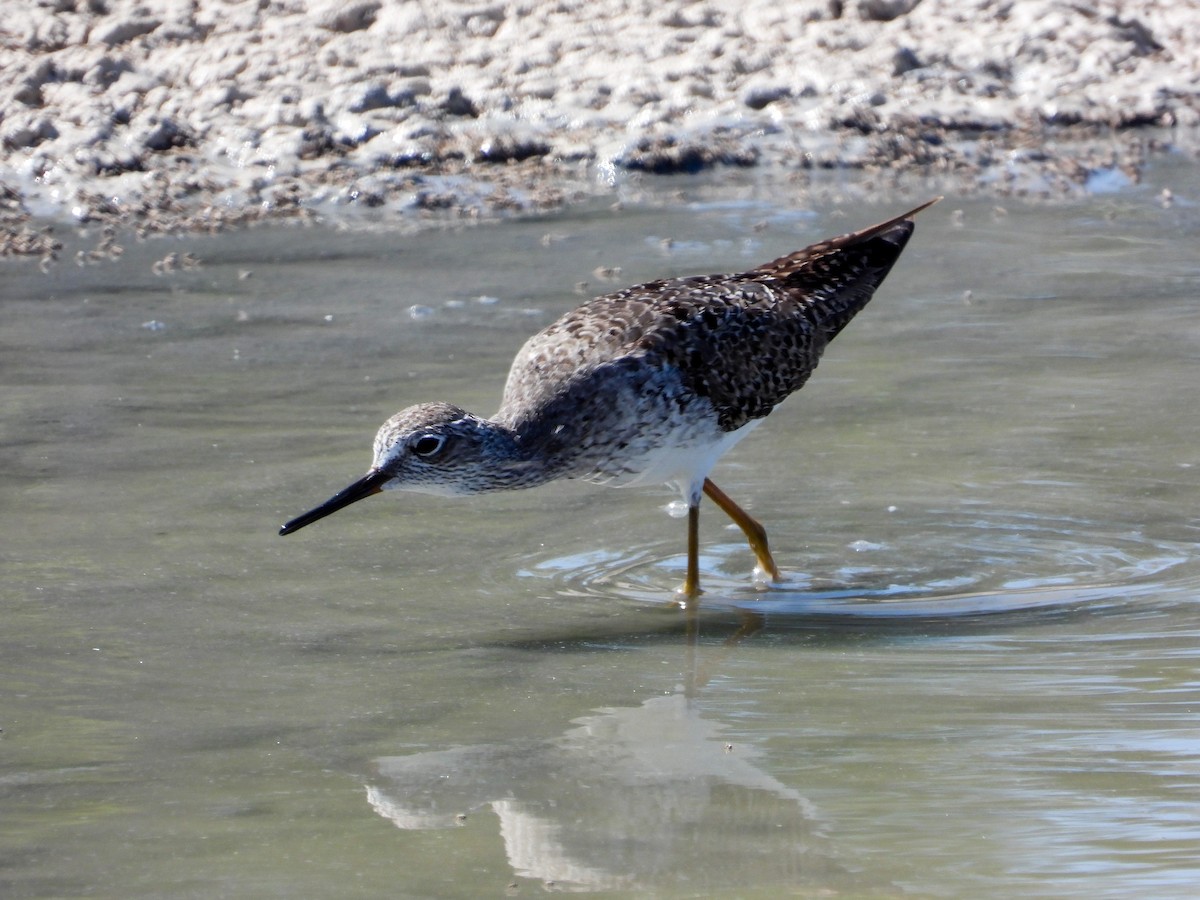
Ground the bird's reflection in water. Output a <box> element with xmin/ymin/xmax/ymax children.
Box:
<box><xmin>366</xmin><ymin>609</ymin><xmax>848</xmax><ymax>892</ymax></box>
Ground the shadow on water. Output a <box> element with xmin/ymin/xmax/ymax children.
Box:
<box><xmin>366</xmin><ymin>608</ymin><xmax>836</xmax><ymax>894</ymax></box>
<box><xmin>368</xmin><ymin>699</ymin><xmax>837</xmax><ymax>893</ymax></box>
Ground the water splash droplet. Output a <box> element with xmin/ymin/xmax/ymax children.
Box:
<box><xmin>848</xmin><ymin>539</ymin><xmax>885</xmax><ymax>552</ymax></box>
<box><xmin>664</xmin><ymin>500</ymin><xmax>689</xmax><ymax>519</ymax></box>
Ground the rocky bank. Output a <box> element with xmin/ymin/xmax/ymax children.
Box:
<box><xmin>2</xmin><ymin>0</ymin><xmax>1198</xmax><ymax>264</ymax></box>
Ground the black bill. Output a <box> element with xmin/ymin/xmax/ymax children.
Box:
<box><xmin>279</xmin><ymin>469</ymin><xmax>390</xmax><ymax>535</ymax></box>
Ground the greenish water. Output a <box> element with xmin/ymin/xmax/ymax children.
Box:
<box><xmin>3</xmin><ymin>162</ymin><xmax>1199</xmax><ymax>898</ymax></box>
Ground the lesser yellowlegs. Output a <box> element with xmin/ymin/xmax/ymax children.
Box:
<box><xmin>280</xmin><ymin>199</ymin><xmax>937</xmax><ymax>596</ymax></box>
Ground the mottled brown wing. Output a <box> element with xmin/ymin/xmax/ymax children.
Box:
<box><xmin>652</xmin><ymin>199</ymin><xmax>937</xmax><ymax>430</ymax></box>
<box><xmin>750</xmin><ymin>197</ymin><xmax>940</xmax><ymax>344</ymax></box>
<box><xmin>499</xmin><ymin>199</ymin><xmax>937</xmax><ymax>433</ymax></box>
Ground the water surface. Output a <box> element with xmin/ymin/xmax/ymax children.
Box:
<box><xmin>3</xmin><ymin>163</ymin><xmax>1199</xmax><ymax>898</ymax></box>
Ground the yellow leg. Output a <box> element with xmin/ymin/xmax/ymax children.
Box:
<box><xmin>678</xmin><ymin>502</ymin><xmax>703</xmax><ymax>599</ymax></box>
<box><xmin>703</xmin><ymin>478</ymin><xmax>782</xmax><ymax>582</ymax></box>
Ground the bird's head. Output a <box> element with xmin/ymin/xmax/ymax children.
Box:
<box><xmin>278</xmin><ymin>402</ymin><xmax>524</xmax><ymax>536</ymax></box>
<box><xmin>368</xmin><ymin>402</ymin><xmax>508</xmax><ymax>495</ymax></box>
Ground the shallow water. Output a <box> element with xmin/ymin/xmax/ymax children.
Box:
<box><xmin>3</xmin><ymin>161</ymin><xmax>1200</xmax><ymax>898</ymax></box>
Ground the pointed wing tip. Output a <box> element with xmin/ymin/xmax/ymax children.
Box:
<box><xmin>750</xmin><ymin>196</ymin><xmax>944</xmax><ymax>280</ymax></box>
<box><xmin>858</xmin><ymin>195</ymin><xmax>943</xmax><ymax>245</ymax></box>
<box><xmin>902</xmin><ymin>195</ymin><xmax>943</xmax><ymax>220</ymax></box>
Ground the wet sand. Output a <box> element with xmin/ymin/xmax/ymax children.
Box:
<box><xmin>3</xmin><ymin>0</ymin><xmax>1197</xmax><ymax>263</ymax></box>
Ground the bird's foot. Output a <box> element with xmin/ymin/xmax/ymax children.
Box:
<box><xmin>752</xmin><ymin>563</ymin><xmax>785</xmax><ymax>591</ymax></box>
<box><xmin>675</xmin><ymin>576</ymin><xmax>704</xmax><ymax>603</ymax></box>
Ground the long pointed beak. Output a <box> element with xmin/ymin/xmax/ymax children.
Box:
<box><xmin>279</xmin><ymin>469</ymin><xmax>390</xmax><ymax>535</ymax></box>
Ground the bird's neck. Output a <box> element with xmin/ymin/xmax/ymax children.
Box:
<box><xmin>470</xmin><ymin>416</ymin><xmax>562</xmax><ymax>492</ymax></box>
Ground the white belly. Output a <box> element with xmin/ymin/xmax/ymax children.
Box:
<box><xmin>589</xmin><ymin>420</ymin><xmax>761</xmax><ymax>503</ymax></box>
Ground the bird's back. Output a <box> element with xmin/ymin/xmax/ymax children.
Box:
<box><xmin>498</xmin><ymin>203</ymin><xmax>926</xmax><ymax>446</ymax></box>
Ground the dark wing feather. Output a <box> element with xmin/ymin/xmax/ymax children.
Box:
<box><xmin>499</xmin><ymin>199</ymin><xmax>937</xmax><ymax>435</ymax></box>
<box><xmin>750</xmin><ymin>197</ymin><xmax>940</xmax><ymax>345</ymax></box>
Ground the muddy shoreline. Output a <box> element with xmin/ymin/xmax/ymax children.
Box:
<box><xmin>3</xmin><ymin>1</ymin><xmax>1197</xmax><ymax>264</ymax></box>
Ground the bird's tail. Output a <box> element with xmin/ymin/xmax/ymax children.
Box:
<box><xmin>755</xmin><ymin>197</ymin><xmax>940</xmax><ymax>342</ymax></box>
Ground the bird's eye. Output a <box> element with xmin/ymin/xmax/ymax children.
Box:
<box><xmin>412</xmin><ymin>434</ymin><xmax>446</xmax><ymax>458</ymax></box>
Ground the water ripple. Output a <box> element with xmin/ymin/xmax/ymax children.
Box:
<box><xmin>518</xmin><ymin>511</ymin><xmax>1197</xmax><ymax>620</ymax></box>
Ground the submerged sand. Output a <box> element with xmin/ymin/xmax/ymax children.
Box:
<box><xmin>3</xmin><ymin>0</ymin><xmax>1198</xmax><ymax>262</ymax></box>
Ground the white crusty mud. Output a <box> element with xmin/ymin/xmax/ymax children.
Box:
<box><xmin>2</xmin><ymin>0</ymin><xmax>1198</xmax><ymax>259</ymax></box>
